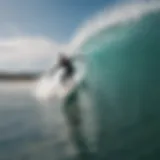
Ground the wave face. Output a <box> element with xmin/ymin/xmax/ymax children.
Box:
<box><xmin>68</xmin><ymin>2</ymin><xmax>160</xmax><ymax>159</ymax></box>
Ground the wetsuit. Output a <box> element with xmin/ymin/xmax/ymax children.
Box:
<box><xmin>59</xmin><ymin>57</ymin><xmax>74</xmax><ymax>82</ymax></box>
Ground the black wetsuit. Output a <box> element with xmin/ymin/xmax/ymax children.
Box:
<box><xmin>59</xmin><ymin>57</ymin><xmax>74</xmax><ymax>81</ymax></box>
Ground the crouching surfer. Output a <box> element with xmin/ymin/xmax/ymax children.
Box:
<box><xmin>49</xmin><ymin>52</ymin><xmax>75</xmax><ymax>84</ymax></box>
<box><xmin>58</xmin><ymin>53</ymin><xmax>75</xmax><ymax>83</ymax></box>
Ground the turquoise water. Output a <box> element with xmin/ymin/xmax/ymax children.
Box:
<box><xmin>78</xmin><ymin>9</ymin><xmax>160</xmax><ymax>159</ymax></box>
<box><xmin>1</xmin><ymin>3</ymin><xmax>160</xmax><ymax>160</ymax></box>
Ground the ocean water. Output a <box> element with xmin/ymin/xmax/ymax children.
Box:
<box><xmin>0</xmin><ymin>82</ymin><xmax>95</xmax><ymax>160</ymax></box>
<box><xmin>1</xmin><ymin>1</ymin><xmax>160</xmax><ymax>160</ymax></box>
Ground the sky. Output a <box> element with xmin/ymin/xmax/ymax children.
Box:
<box><xmin>0</xmin><ymin>0</ymin><xmax>117</xmax><ymax>72</ymax></box>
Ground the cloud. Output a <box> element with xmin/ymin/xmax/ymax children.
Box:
<box><xmin>0</xmin><ymin>36</ymin><xmax>65</xmax><ymax>72</ymax></box>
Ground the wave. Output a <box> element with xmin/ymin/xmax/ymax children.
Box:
<box><xmin>71</xmin><ymin>1</ymin><xmax>160</xmax><ymax>159</ymax></box>
<box><xmin>35</xmin><ymin>1</ymin><xmax>160</xmax><ymax>158</ymax></box>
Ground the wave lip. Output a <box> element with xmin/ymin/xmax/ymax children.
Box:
<box><xmin>68</xmin><ymin>1</ymin><xmax>160</xmax><ymax>53</ymax></box>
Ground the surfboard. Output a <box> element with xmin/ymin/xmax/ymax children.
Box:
<box><xmin>35</xmin><ymin>61</ymin><xmax>85</xmax><ymax>100</ymax></box>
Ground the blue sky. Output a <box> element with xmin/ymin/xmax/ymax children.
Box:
<box><xmin>0</xmin><ymin>0</ymin><xmax>117</xmax><ymax>42</ymax></box>
<box><xmin>0</xmin><ymin>0</ymin><xmax>118</xmax><ymax>72</ymax></box>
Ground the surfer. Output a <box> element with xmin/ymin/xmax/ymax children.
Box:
<box><xmin>58</xmin><ymin>53</ymin><xmax>75</xmax><ymax>83</ymax></box>
<box><xmin>49</xmin><ymin>52</ymin><xmax>83</xmax><ymax>83</ymax></box>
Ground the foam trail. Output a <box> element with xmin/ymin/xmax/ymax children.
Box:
<box><xmin>34</xmin><ymin>69</ymin><xmax>64</xmax><ymax>100</ymax></box>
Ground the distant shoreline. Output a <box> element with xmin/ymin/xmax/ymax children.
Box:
<box><xmin>0</xmin><ymin>72</ymin><xmax>41</xmax><ymax>81</ymax></box>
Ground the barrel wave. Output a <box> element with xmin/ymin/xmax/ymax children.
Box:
<box><xmin>66</xmin><ymin>1</ymin><xmax>160</xmax><ymax>159</ymax></box>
